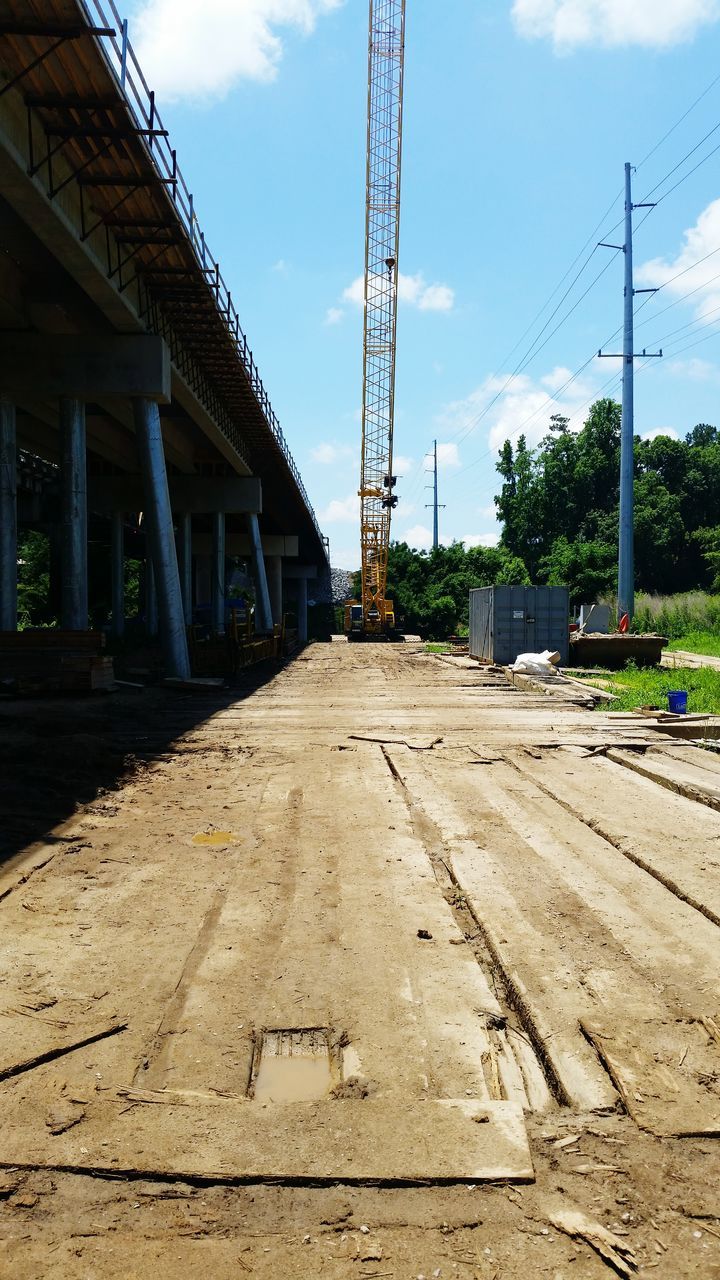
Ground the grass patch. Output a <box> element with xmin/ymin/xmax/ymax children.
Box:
<box><xmin>668</xmin><ymin>630</ymin><xmax>720</xmax><ymax>657</ymax></box>
<box><xmin>424</xmin><ymin>642</ymin><xmax>452</xmax><ymax>654</ymax></box>
<box><xmin>574</xmin><ymin>662</ymin><xmax>720</xmax><ymax>714</ymax></box>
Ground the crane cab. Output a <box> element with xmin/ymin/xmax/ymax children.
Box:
<box><xmin>344</xmin><ymin>599</ymin><xmax>396</xmax><ymax>640</ymax></box>
<box><xmin>345</xmin><ymin>602</ymin><xmax>364</xmax><ymax>639</ymax></box>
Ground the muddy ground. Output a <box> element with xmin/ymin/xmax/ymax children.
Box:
<box><xmin>0</xmin><ymin>643</ymin><xmax>719</xmax><ymax>1278</ymax></box>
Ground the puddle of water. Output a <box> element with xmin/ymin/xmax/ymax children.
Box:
<box><xmin>253</xmin><ymin>1029</ymin><xmax>335</xmax><ymax>1103</ymax></box>
<box><xmin>192</xmin><ymin>831</ymin><xmax>238</xmax><ymax>846</ymax></box>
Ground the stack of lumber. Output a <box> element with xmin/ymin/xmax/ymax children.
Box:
<box><xmin>0</xmin><ymin>631</ymin><xmax>114</xmax><ymax>694</ymax></box>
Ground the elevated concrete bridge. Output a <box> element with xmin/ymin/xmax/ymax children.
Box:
<box><xmin>0</xmin><ymin>0</ymin><xmax>329</xmax><ymax>675</ymax></box>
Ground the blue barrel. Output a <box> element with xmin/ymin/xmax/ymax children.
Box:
<box><xmin>668</xmin><ymin>690</ymin><xmax>688</xmax><ymax>714</ymax></box>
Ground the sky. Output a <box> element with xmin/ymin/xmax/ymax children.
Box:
<box><xmin>126</xmin><ymin>0</ymin><xmax>720</xmax><ymax>568</ymax></box>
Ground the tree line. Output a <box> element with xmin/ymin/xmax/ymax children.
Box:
<box><xmin>379</xmin><ymin>398</ymin><xmax>720</xmax><ymax>635</ymax></box>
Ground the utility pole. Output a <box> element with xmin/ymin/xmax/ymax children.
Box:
<box><xmin>425</xmin><ymin>439</ymin><xmax>446</xmax><ymax>550</ymax></box>
<box><xmin>598</xmin><ymin>162</ymin><xmax>661</xmax><ymax>621</ymax></box>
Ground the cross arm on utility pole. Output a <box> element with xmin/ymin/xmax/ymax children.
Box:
<box><xmin>597</xmin><ymin>349</ymin><xmax>663</xmax><ymax>358</ymax></box>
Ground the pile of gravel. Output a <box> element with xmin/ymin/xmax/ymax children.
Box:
<box><xmin>330</xmin><ymin>567</ymin><xmax>355</xmax><ymax>603</ymax></box>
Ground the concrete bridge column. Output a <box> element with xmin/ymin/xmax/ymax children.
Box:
<box><xmin>133</xmin><ymin>398</ymin><xmax>190</xmax><ymax>679</ymax></box>
<box><xmin>110</xmin><ymin>511</ymin><xmax>124</xmax><ymax>639</ymax></box>
<box><xmin>246</xmin><ymin>513</ymin><xmax>273</xmax><ymax>634</ymax></box>
<box><xmin>60</xmin><ymin>397</ymin><xmax>88</xmax><ymax>630</ymax></box>
<box><xmin>297</xmin><ymin>575</ymin><xmax>308</xmax><ymax>645</ymax></box>
<box><xmin>177</xmin><ymin>512</ymin><xmax>193</xmax><ymax>626</ymax></box>
<box><xmin>211</xmin><ymin>512</ymin><xmax>226</xmax><ymax>635</ymax></box>
<box><xmin>266</xmin><ymin>553</ymin><xmax>283</xmax><ymax>626</ymax></box>
<box><xmin>145</xmin><ymin>557</ymin><xmax>158</xmax><ymax>637</ymax></box>
<box><xmin>0</xmin><ymin>395</ymin><xmax>17</xmax><ymax>630</ymax></box>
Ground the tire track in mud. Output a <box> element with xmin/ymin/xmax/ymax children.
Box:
<box><xmin>133</xmin><ymin>881</ymin><xmax>234</xmax><ymax>1089</ymax></box>
<box><xmin>380</xmin><ymin>746</ymin><xmax>566</xmax><ymax>1111</ymax></box>
<box><xmin>133</xmin><ymin>771</ymin><xmax>278</xmax><ymax>1091</ymax></box>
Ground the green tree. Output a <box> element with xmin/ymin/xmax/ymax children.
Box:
<box><xmin>493</xmin><ymin>398</ymin><xmax>720</xmax><ymax>598</ymax></box>
<box><xmin>539</xmin><ymin>536</ymin><xmax>615</xmax><ymax>604</ymax></box>
<box><xmin>17</xmin><ymin>531</ymin><xmax>53</xmax><ymax>628</ymax></box>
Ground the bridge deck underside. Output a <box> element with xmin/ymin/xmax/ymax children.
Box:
<box><xmin>0</xmin><ymin>0</ymin><xmax>325</xmax><ymax>558</ymax></box>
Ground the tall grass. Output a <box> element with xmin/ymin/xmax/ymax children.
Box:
<box><xmin>628</xmin><ymin>592</ymin><xmax>720</xmax><ymax>639</ymax></box>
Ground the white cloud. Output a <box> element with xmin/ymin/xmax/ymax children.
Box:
<box><xmin>342</xmin><ymin>271</ymin><xmax>455</xmax><ymax>312</ymax></box>
<box><xmin>311</xmin><ymin>440</ymin><xmax>355</xmax><ymax>465</ymax></box>
<box><xmin>667</xmin><ymin>357</ymin><xmax>719</xmax><ymax>380</ymax></box>
<box><xmin>401</xmin><ymin>523</ymin><xmax>433</xmax><ymax>549</ymax></box>
<box><xmin>462</xmin><ymin>532</ymin><xmax>500</xmax><ymax>548</ymax></box>
<box><xmin>436</xmin><ymin>442</ymin><xmax>460</xmax><ymax>468</ymax></box>
<box><xmin>478</xmin><ymin>503</ymin><xmax>498</xmax><ymax>520</ymax></box>
<box><xmin>324</xmin><ymin>306</ymin><xmax>344</xmax><ymax>326</ymax></box>
<box><xmin>637</xmin><ymin>199</ymin><xmax>720</xmax><ymax>320</ymax></box>
<box><xmin>133</xmin><ymin>0</ymin><xmax>342</xmax><ymax>99</ymax></box>
<box><xmin>393</xmin><ymin>454</ymin><xmax>413</xmax><ymax>475</ymax></box>
<box><xmin>642</xmin><ymin>426</ymin><xmax>680</xmax><ymax>441</ymax></box>
<box><xmin>272</xmin><ymin>258</ymin><xmax>288</xmax><ymax>273</ymax></box>
<box><xmin>439</xmin><ymin>366</ymin><xmax>600</xmax><ymax>454</ymax></box>
<box><xmin>342</xmin><ymin>277</ymin><xmax>365</xmax><ymax>306</ymax></box>
<box><xmin>417</xmin><ymin>282</ymin><xmax>455</xmax><ymax>312</ymax></box>
<box><xmin>511</xmin><ymin>0</ymin><xmax>720</xmax><ymax>50</ymax></box>
<box><xmin>320</xmin><ymin>493</ymin><xmax>358</xmax><ymax>523</ymax></box>
<box><xmin>330</xmin><ymin>545</ymin><xmax>361</xmax><ymax>571</ymax></box>
<box><xmin>312</xmin><ymin>443</ymin><xmax>338</xmax><ymax>464</ymax></box>
<box><xmin>540</xmin><ymin>365</ymin><xmax>575</xmax><ymax>392</ymax></box>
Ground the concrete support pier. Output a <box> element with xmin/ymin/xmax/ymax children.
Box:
<box><xmin>145</xmin><ymin>558</ymin><xmax>158</xmax><ymax>637</ymax></box>
<box><xmin>266</xmin><ymin>554</ymin><xmax>283</xmax><ymax>626</ymax></box>
<box><xmin>110</xmin><ymin>512</ymin><xmax>124</xmax><ymax>639</ymax></box>
<box><xmin>283</xmin><ymin>564</ymin><xmax>316</xmax><ymax>646</ymax></box>
<box><xmin>177</xmin><ymin>512</ymin><xmax>193</xmax><ymax>626</ymax></box>
<box><xmin>133</xmin><ymin>398</ymin><xmax>190</xmax><ymax>679</ymax></box>
<box><xmin>0</xmin><ymin>395</ymin><xmax>17</xmax><ymax>630</ymax></box>
<box><xmin>297</xmin><ymin>575</ymin><xmax>308</xmax><ymax>645</ymax></box>
<box><xmin>60</xmin><ymin>397</ymin><xmax>88</xmax><ymax>630</ymax></box>
<box><xmin>211</xmin><ymin>512</ymin><xmax>225</xmax><ymax>635</ymax></box>
<box><xmin>246</xmin><ymin>512</ymin><xmax>273</xmax><ymax>634</ymax></box>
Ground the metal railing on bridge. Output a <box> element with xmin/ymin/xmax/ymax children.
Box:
<box><xmin>78</xmin><ymin>0</ymin><xmax>324</xmax><ymax>548</ymax></box>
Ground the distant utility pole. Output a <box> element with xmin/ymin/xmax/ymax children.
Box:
<box><xmin>598</xmin><ymin>162</ymin><xmax>662</xmax><ymax>621</ymax></box>
<box><xmin>425</xmin><ymin>439</ymin><xmax>446</xmax><ymax>550</ymax></box>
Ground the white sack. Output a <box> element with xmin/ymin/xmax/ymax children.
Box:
<box><xmin>509</xmin><ymin>649</ymin><xmax>561</xmax><ymax>677</ymax></box>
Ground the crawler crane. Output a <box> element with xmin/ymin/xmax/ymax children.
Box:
<box><xmin>345</xmin><ymin>0</ymin><xmax>406</xmax><ymax>640</ymax></box>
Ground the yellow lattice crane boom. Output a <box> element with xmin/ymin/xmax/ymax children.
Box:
<box><xmin>348</xmin><ymin>0</ymin><xmax>406</xmax><ymax>639</ymax></box>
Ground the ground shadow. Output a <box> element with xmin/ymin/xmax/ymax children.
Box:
<box><xmin>0</xmin><ymin>656</ymin><xmax>291</xmax><ymax>865</ymax></box>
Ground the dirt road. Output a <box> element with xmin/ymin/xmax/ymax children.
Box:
<box><xmin>0</xmin><ymin>643</ymin><xmax>719</xmax><ymax>1277</ymax></box>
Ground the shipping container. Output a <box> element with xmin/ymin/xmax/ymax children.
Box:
<box><xmin>468</xmin><ymin>585</ymin><xmax>569</xmax><ymax>666</ymax></box>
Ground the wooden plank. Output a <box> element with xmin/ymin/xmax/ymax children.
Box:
<box><xmin>385</xmin><ymin>750</ymin><xmax>619</xmax><ymax>1114</ymax></box>
<box><xmin>0</xmin><ymin>1096</ymin><xmax>533</xmax><ymax>1183</ymax></box>
<box><xmin>582</xmin><ymin>1019</ymin><xmax>720</xmax><ymax>1137</ymax></box>
<box><xmin>607</xmin><ymin>746</ymin><xmax>720</xmax><ymax>814</ymax></box>
<box><xmin>509</xmin><ymin>749</ymin><xmax>720</xmax><ymax>928</ymax></box>
<box><xmin>0</xmin><ymin>1011</ymin><xmax>126</xmax><ymax>1082</ymax></box>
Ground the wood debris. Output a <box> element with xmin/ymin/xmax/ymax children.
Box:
<box><xmin>548</xmin><ymin>1206</ymin><xmax>638</xmax><ymax>1277</ymax></box>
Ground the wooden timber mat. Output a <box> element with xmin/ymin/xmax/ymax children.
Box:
<box><xmin>582</xmin><ymin>1019</ymin><xmax>720</xmax><ymax>1137</ymax></box>
<box><xmin>0</xmin><ymin>1090</ymin><xmax>533</xmax><ymax>1183</ymax></box>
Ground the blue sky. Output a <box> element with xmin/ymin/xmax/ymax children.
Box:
<box><xmin>128</xmin><ymin>0</ymin><xmax>720</xmax><ymax>568</ymax></box>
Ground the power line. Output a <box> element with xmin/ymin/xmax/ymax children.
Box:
<box><xmin>641</xmin><ymin>302</ymin><xmax>720</xmax><ymax>351</ymax></box>
<box><xmin>634</xmin><ymin>250</ymin><xmax>720</xmax><ymax>330</ymax></box>
<box><xmin>639</xmin><ymin>118</ymin><xmax>720</xmax><ymax>204</ymax></box>
<box><xmin>400</xmin><ymin>74</ymin><xmax>720</xmax><ymax>505</ymax></box>
<box><xmin>449</xmin><ymin>250</ymin><xmax>620</xmax><ymax>451</ymax></box>
<box><xmin>635</xmin><ymin>68</ymin><xmax>720</xmax><ymax>171</ymax></box>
